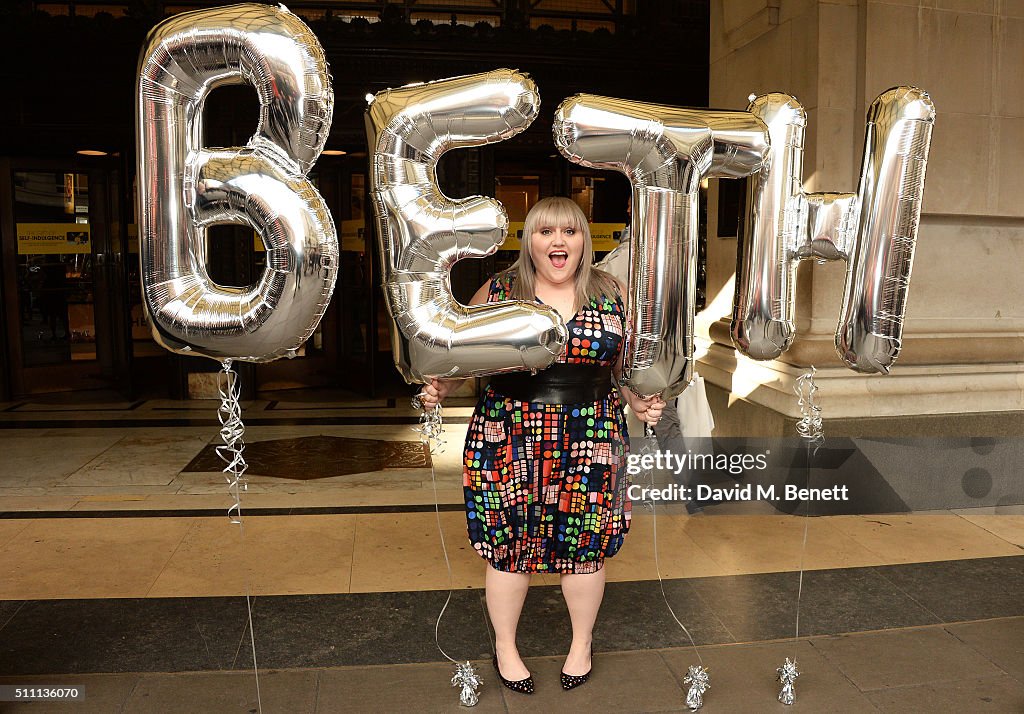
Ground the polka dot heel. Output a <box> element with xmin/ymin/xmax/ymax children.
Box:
<box><xmin>493</xmin><ymin>655</ymin><xmax>534</xmax><ymax>695</ymax></box>
<box><xmin>561</xmin><ymin>647</ymin><xmax>592</xmax><ymax>691</ymax></box>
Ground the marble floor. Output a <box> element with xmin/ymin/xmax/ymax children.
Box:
<box><xmin>0</xmin><ymin>394</ymin><xmax>1022</xmax><ymax>712</ymax></box>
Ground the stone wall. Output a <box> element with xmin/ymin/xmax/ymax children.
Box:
<box><xmin>703</xmin><ymin>0</ymin><xmax>1024</xmax><ymax>435</ymax></box>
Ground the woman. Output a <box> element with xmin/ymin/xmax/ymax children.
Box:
<box><xmin>417</xmin><ymin>197</ymin><xmax>664</xmax><ymax>694</ymax></box>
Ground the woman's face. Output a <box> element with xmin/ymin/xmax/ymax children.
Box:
<box><xmin>529</xmin><ymin>222</ymin><xmax>584</xmax><ymax>287</ymax></box>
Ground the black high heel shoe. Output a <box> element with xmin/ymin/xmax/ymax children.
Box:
<box><xmin>561</xmin><ymin>646</ymin><xmax>593</xmax><ymax>691</ymax></box>
<box><xmin>493</xmin><ymin>654</ymin><xmax>534</xmax><ymax>695</ymax></box>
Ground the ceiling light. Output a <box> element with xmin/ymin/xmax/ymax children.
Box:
<box><xmin>77</xmin><ymin>149</ymin><xmax>107</xmax><ymax>156</ymax></box>
<box><xmin>322</xmin><ymin>149</ymin><xmax>347</xmax><ymax>156</ymax></box>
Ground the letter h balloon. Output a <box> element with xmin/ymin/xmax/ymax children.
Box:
<box><xmin>735</xmin><ymin>90</ymin><xmax>935</xmax><ymax>374</ymax></box>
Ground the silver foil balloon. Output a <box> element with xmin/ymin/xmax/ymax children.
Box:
<box><xmin>136</xmin><ymin>3</ymin><xmax>337</xmax><ymax>362</ymax></box>
<box><xmin>733</xmin><ymin>87</ymin><xmax>935</xmax><ymax>373</ymax></box>
<box><xmin>838</xmin><ymin>88</ymin><xmax>935</xmax><ymax>372</ymax></box>
<box><xmin>366</xmin><ymin>69</ymin><xmax>567</xmax><ymax>382</ymax></box>
<box><xmin>554</xmin><ymin>95</ymin><xmax>768</xmax><ymax>398</ymax></box>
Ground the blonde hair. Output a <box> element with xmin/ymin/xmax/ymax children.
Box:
<box><xmin>505</xmin><ymin>197</ymin><xmax>619</xmax><ymax>309</ymax></box>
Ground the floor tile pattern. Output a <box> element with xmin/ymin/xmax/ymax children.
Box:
<box><xmin>182</xmin><ymin>435</ymin><xmax>431</xmax><ymax>479</ymax></box>
<box><xmin>0</xmin><ymin>556</ymin><xmax>1020</xmax><ymax>675</ymax></box>
<box><xmin>1</xmin><ymin>395</ymin><xmax>1021</xmax><ymax>712</ymax></box>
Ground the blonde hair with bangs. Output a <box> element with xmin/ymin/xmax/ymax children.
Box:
<box><xmin>505</xmin><ymin>196</ymin><xmax>619</xmax><ymax>310</ymax></box>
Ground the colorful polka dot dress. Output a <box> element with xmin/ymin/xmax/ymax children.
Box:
<box><xmin>463</xmin><ymin>270</ymin><xmax>631</xmax><ymax>574</ymax></box>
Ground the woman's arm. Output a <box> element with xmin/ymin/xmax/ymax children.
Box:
<box><xmin>467</xmin><ymin>281</ymin><xmax>490</xmax><ymax>307</ymax></box>
<box><xmin>417</xmin><ymin>280</ymin><xmax>491</xmax><ymax>409</ymax></box>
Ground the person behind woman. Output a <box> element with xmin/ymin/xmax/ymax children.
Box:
<box><xmin>417</xmin><ymin>197</ymin><xmax>665</xmax><ymax>693</ymax></box>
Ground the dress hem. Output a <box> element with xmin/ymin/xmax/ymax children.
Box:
<box><xmin>477</xmin><ymin>547</ymin><xmax>624</xmax><ymax>575</ymax></box>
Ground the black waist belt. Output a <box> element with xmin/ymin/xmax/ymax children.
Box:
<box><xmin>488</xmin><ymin>363</ymin><xmax>614</xmax><ymax>404</ymax></box>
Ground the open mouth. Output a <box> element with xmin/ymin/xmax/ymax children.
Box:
<box><xmin>549</xmin><ymin>250</ymin><xmax>568</xmax><ymax>269</ymax></box>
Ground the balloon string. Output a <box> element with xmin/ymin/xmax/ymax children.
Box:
<box><xmin>645</xmin><ymin>431</ymin><xmax>704</xmax><ymax>667</ymax></box>
<box><xmin>217</xmin><ymin>362</ymin><xmax>262</xmax><ymax>714</ymax></box>
<box><xmin>416</xmin><ymin>406</ymin><xmax>458</xmax><ymax>664</ymax></box>
<box><xmin>231</xmin><ymin>583</ymin><xmax>262</xmax><ymax>714</ymax></box>
<box><xmin>793</xmin><ymin>367</ymin><xmax>824</xmax><ymax>647</ymax></box>
<box><xmin>244</xmin><ymin>589</ymin><xmax>261</xmax><ymax>714</ymax></box>
<box><xmin>794</xmin><ymin>440</ymin><xmax>811</xmax><ymax>644</ymax></box>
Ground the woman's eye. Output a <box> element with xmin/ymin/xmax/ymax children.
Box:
<box><xmin>540</xmin><ymin>228</ymin><xmax>552</xmax><ymax>235</ymax></box>
<box><xmin>564</xmin><ymin>228</ymin><xmax>576</xmax><ymax>235</ymax></box>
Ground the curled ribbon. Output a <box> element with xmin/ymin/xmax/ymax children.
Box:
<box><xmin>413</xmin><ymin>401</ymin><xmax>446</xmax><ymax>453</ymax></box>
<box><xmin>216</xmin><ymin>360</ymin><xmax>249</xmax><ymax>524</ymax></box>
<box><xmin>794</xmin><ymin>367</ymin><xmax>824</xmax><ymax>442</ymax></box>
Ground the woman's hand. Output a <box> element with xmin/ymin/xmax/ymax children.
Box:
<box><xmin>625</xmin><ymin>389</ymin><xmax>667</xmax><ymax>425</ymax></box>
<box><xmin>415</xmin><ymin>378</ymin><xmax>452</xmax><ymax>411</ymax></box>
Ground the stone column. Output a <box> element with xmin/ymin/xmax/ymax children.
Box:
<box><xmin>702</xmin><ymin>0</ymin><xmax>1024</xmax><ymax>436</ymax></box>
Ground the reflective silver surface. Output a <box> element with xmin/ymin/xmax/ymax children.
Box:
<box><xmin>136</xmin><ymin>3</ymin><xmax>337</xmax><ymax>362</ymax></box>
<box><xmin>837</xmin><ymin>87</ymin><xmax>935</xmax><ymax>373</ymax></box>
<box><xmin>554</xmin><ymin>94</ymin><xmax>768</xmax><ymax>398</ymax></box>
<box><xmin>734</xmin><ymin>88</ymin><xmax>934</xmax><ymax>373</ymax></box>
<box><xmin>732</xmin><ymin>93</ymin><xmax>806</xmax><ymax>361</ymax></box>
<box><xmin>366</xmin><ymin>69</ymin><xmax>567</xmax><ymax>382</ymax></box>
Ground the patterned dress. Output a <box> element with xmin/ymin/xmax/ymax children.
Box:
<box><xmin>463</xmin><ymin>270</ymin><xmax>631</xmax><ymax>574</ymax></box>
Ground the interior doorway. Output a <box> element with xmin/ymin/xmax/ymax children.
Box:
<box><xmin>1</xmin><ymin>158</ymin><xmax>132</xmax><ymax>398</ymax></box>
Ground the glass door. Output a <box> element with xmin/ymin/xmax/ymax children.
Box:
<box><xmin>4</xmin><ymin>159</ymin><xmax>131</xmax><ymax>396</ymax></box>
<box><xmin>334</xmin><ymin>167</ymin><xmax>378</xmax><ymax>396</ymax></box>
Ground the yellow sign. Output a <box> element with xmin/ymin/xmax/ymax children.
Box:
<box><xmin>17</xmin><ymin>223</ymin><xmax>91</xmax><ymax>254</ymax></box>
<box><xmin>499</xmin><ymin>222</ymin><xmax>625</xmax><ymax>252</ymax></box>
<box><xmin>127</xmin><ymin>223</ymin><xmax>139</xmax><ymax>254</ymax></box>
<box><xmin>590</xmin><ymin>223</ymin><xmax>627</xmax><ymax>251</ymax></box>
<box><xmin>340</xmin><ymin>219</ymin><xmax>366</xmax><ymax>252</ymax></box>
